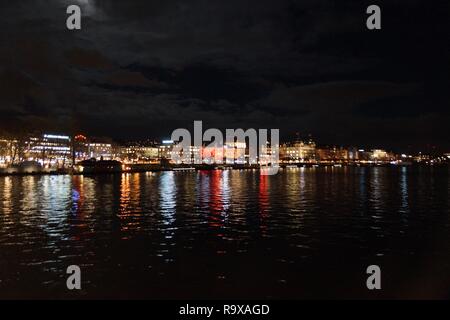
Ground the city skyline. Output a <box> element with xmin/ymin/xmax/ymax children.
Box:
<box><xmin>1</xmin><ymin>128</ymin><xmax>448</xmax><ymax>173</ymax></box>
<box><xmin>1</xmin><ymin>126</ymin><xmax>448</xmax><ymax>153</ymax></box>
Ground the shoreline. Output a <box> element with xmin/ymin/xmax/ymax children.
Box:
<box><xmin>0</xmin><ymin>162</ymin><xmax>446</xmax><ymax>177</ymax></box>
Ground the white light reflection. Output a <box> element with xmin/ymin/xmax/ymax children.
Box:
<box><xmin>159</xmin><ymin>172</ymin><xmax>177</xmax><ymax>227</ymax></box>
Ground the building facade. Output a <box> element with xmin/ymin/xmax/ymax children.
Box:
<box><xmin>280</xmin><ymin>140</ymin><xmax>316</xmax><ymax>163</ymax></box>
<box><xmin>25</xmin><ymin>134</ymin><xmax>71</xmax><ymax>168</ymax></box>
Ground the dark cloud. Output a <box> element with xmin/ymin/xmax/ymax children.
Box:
<box><xmin>65</xmin><ymin>48</ymin><xmax>114</xmax><ymax>70</ymax></box>
<box><xmin>0</xmin><ymin>0</ymin><xmax>448</xmax><ymax>151</ymax></box>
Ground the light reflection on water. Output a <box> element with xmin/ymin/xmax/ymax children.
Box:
<box><xmin>0</xmin><ymin>167</ymin><xmax>449</xmax><ymax>299</ymax></box>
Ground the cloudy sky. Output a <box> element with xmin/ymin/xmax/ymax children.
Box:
<box><xmin>0</xmin><ymin>0</ymin><xmax>448</xmax><ymax>151</ymax></box>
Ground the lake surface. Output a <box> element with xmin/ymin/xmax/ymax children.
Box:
<box><xmin>0</xmin><ymin>167</ymin><xmax>449</xmax><ymax>299</ymax></box>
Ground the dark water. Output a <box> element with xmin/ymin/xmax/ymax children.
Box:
<box><xmin>0</xmin><ymin>166</ymin><xmax>449</xmax><ymax>299</ymax></box>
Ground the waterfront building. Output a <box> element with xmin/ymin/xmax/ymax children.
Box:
<box><xmin>202</xmin><ymin>145</ymin><xmax>224</xmax><ymax>164</ymax></box>
<box><xmin>25</xmin><ymin>134</ymin><xmax>71</xmax><ymax>168</ymax></box>
<box><xmin>74</xmin><ymin>134</ymin><xmax>89</xmax><ymax>160</ymax></box>
<box><xmin>224</xmin><ymin>141</ymin><xmax>247</xmax><ymax>164</ymax></box>
<box><xmin>348</xmin><ymin>147</ymin><xmax>359</xmax><ymax>161</ymax></box>
<box><xmin>259</xmin><ymin>143</ymin><xmax>279</xmax><ymax>166</ymax></box>
<box><xmin>355</xmin><ymin>149</ymin><xmax>372</xmax><ymax>162</ymax></box>
<box><xmin>159</xmin><ymin>140</ymin><xmax>175</xmax><ymax>162</ymax></box>
<box><xmin>316</xmin><ymin>146</ymin><xmax>349</xmax><ymax>163</ymax></box>
<box><xmin>281</xmin><ymin>139</ymin><xmax>316</xmax><ymax>163</ymax></box>
<box><xmin>73</xmin><ymin>134</ymin><xmax>115</xmax><ymax>162</ymax></box>
<box><xmin>413</xmin><ymin>152</ymin><xmax>431</xmax><ymax>163</ymax></box>
<box><xmin>316</xmin><ymin>147</ymin><xmax>332</xmax><ymax>162</ymax></box>
<box><xmin>371</xmin><ymin>149</ymin><xmax>388</xmax><ymax>161</ymax></box>
<box><xmin>169</xmin><ymin>143</ymin><xmax>200</xmax><ymax>164</ymax></box>
<box><xmin>370</xmin><ymin>149</ymin><xmax>396</xmax><ymax>163</ymax></box>
<box><xmin>0</xmin><ymin>138</ymin><xmax>18</xmax><ymax>167</ymax></box>
<box><xmin>87</xmin><ymin>142</ymin><xmax>113</xmax><ymax>160</ymax></box>
<box><xmin>121</xmin><ymin>145</ymin><xmax>159</xmax><ymax>163</ymax></box>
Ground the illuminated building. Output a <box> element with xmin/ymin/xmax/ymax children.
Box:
<box><xmin>122</xmin><ymin>146</ymin><xmax>159</xmax><ymax>163</ymax></box>
<box><xmin>25</xmin><ymin>134</ymin><xmax>71</xmax><ymax>168</ymax></box>
<box><xmin>73</xmin><ymin>135</ymin><xmax>116</xmax><ymax>162</ymax></box>
<box><xmin>140</xmin><ymin>147</ymin><xmax>159</xmax><ymax>160</ymax></box>
<box><xmin>371</xmin><ymin>149</ymin><xmax>388</xmax><ymax>161</ymax></box>
<box><xmin>348</xmin><ymin>147</ymin><xmax>359</xmax><ymax>161</ymax></box>
<box><xmin>370</xmin><ymin>149</ymin><xmax>395</xmax><ymax>163</ymax></box>
<box><xmin>202</xmin><ymin>145</ymin><xmax>224</xmax><ymax>164</ymax></box>
<box><xmin>0</xmin><ymin>138</ymin><xmax>17</xmax><ymax>167</ymax></box>
<box><xmin>87</xmin><ymin>142</ymin><xmax>113</xmax><ymax>160</ymax></box>
<box><xmin>3</xmin><ymin>130</ymin><xmax>445</xmax><ymax>169</ymax></box>
<box><xmin>280</xmin><ymin>139</ymin><xmax>316</xmax><ymax>163</ymax></box>
<box><xmin>224</xmin><ymin>141</ymin><xmax>247</xmax><ymax>164</ymax></box>
<box><xmin>74</xmin><ymin>134</ymin><xmax>89</xmax><ymax>160</ymax></box>
<box><xmin>336</xmin><ymin>147</ymin><xmax>349</xmax><ymax>161</ymax></box>
<box><xmin>168</xmin><ymin>140</ymin><xmax>251</xmax><ymax>165</ymax></box>
<box><xmin>413</xmin><ymin>152</ymin><xmax>431</xmax><ymax>163</ymax></box>
<box><xmin>159</xmin><ymin>140</ymin><xmax>175</xmax><ymax>161</ymax></box>
<box><xmin>316</xmin><ymin>146</ymin><xmax>348</xmax><ymax>163</ymax></box>
<box><xmin>259</xmin><ymin>143</ymin><xmax>279</xmax><ymax>166</ymax></box>
<box><xmin>189</xmin><ymin>145</ymin><xmax>201</xmax><ymax>164</ymax></box>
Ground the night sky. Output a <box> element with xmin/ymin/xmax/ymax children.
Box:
<box><xmin>0</xmin><ymin>0</ymin><xmax>449</xmax><ymax>151</ymax></box>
